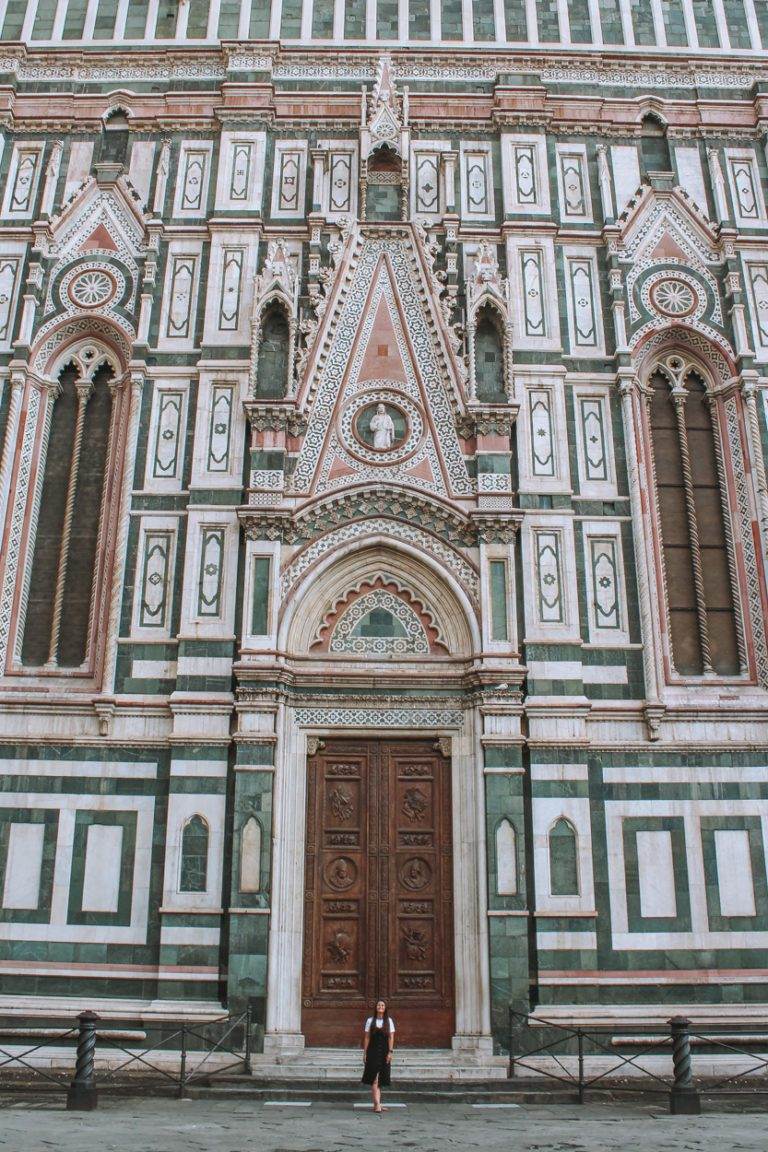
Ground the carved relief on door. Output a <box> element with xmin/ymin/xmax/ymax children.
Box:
<box><xmin>302</xmin><ymin>739</ymin><xmax>454</xmax><ymax>1047</ymax></box>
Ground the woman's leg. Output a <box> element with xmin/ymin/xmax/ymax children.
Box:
<box><xmin>372</xmin><ymin>1073</ymin><xmax>381</xmax><ymax>1110</ymax></box>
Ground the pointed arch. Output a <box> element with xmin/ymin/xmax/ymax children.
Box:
<box><xmin>9</xmin><ymin>325</ymin><xmax>133</xmax><ymax>680</ymax></box>
<box><xmin>644</xmin><ymin>353</ymin><xmax>743</xmax><ymax>677</ymax></box>
<box><xmin>281</xmin><ymin>538</ymin><xmax>479</xmax><ymax>658</ymax></box>
<box><xmin>180</xmin><ymin>815</ymin><xmax>210</xmax><ymax>894</ymax></box>
<box><xmin>99</xmin><ymin>107</ymin><xmax>130</xmax><ymax>168</ymax></box>
<box><xmin>496</xmin><ymin>819</ymin><xmax>517</xmax><ymax>896</ymax></box>
<box><xmin>473</xmin><ymin>304</ymin><xmax>506</xmax><ymax>402</ymax></box>
<box><xmin>256</xmin><ymin>304</ymin><xmax>291</xmax><ymax>398</ymax></box>
<box><xmin>639</xmin><ymin>112</ymin><xmax>672</xmax><ymax>174</ymax></box>
<box><xmin>548</xmin><ymin>818</ymin><xmax>580</xmax><ymax>897</ymax></box>
<box><xmin>240</xmin><ymin>816</ymin><xmax>263</xmax><ymax>894</ymax></box>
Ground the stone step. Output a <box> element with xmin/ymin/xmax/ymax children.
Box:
<box><xmin>250</xmin><ymin>1047</ymin><xmax>509</xmax><ymax>1081</ymax></box>
<box><xmin>184</xmin><ymin>1078</ymin><xmax>577</xmax><ymax>1105</ymax></box>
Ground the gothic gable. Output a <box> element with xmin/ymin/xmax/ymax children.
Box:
<box><xmin>290</xmin><ymin>231</ymin><xmax>473</xmax><ymax>499</ymax></box>
<box><xmin>616</xmin><ymin>186</ymin><xmax>729</xmax><ymax>354</ymax></box>
<box><xmin>40</xmin><ymin>175</ymin><xmax>146</xmax><ymax>270</ymax></box>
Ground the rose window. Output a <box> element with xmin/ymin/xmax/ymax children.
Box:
<box><xmin>69</xmin><ymin>269</ymin><xmax>116</xmax><ymax>308</ymax></box>
<box><xmin>650</xmin><ymin>278</ymin><xmax>697</xmax><ymax>318</ymax></box>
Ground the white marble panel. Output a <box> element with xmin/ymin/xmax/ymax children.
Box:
<box><xmin>82</xmin><ymin>825</ymin><xmax>123</xmax><ymax>913</ymax></box>
<box><xmin>610</xmin><ymin>145</ymin><xmax>641</xmax><ymax>213</ymax></box>
<box><xmin>636</xmin><ymin>830</ymin><xmax>676</xmax><ymax>918</ymax></box>
<box><xmin>715</xmin><ymin>829</ymin><xmax>756</xmax><ymax>917</ymax></box>
<box><xmin>2</xmin><ymin>823</ymin><xmax>44</xmax><ymax>910</ymax></box>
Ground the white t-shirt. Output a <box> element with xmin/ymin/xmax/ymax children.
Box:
<box><xmin>365</xmin><ymin>1016</ymin><xmax>396</xmax><ymax>1033</ymax></box>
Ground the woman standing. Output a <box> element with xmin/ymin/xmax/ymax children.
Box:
<box><xmin>361</xmin><ymin>999</ymin><xmax>395</xmax><ymax>1113</ymax></box>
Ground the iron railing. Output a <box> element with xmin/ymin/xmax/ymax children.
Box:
<box><xmin>508</xmin><ymin>1008</ymin><xmax>768</xmax><ymax>1112</ymax></box>
<box><xmin>0</xmin><ymin>1007</ymin><xmax>253</xmax><ymax>1109</ymax></box>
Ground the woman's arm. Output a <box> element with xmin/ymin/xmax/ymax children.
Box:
<box><xmin>363</xmin><ymin>1029</ymin><xmax>369</xmax><ymax>1057</ymax></box>
<box><xmin>387</xmin><ymin>1028</ymin><xmax>394</xmax><ymax>1061</ymax></box>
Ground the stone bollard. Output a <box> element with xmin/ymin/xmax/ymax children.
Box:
<box><xmin>669</xmin><ymin>1016</ymin><xmax>700</xmax><ymax>1115</ymax></box>
<box><xmin>66</xmin><ymin>1010</ymin><xmax>100</xmax><ymax>1111</ymax></box>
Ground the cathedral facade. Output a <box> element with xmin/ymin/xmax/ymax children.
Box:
<box><xmin>1</xmin><ymin>0</ymin><xmax>768</xmax><ymax>1063</ymax></box>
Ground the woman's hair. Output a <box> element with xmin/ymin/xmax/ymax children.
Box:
<box><xmin>372</xmin><ymin>1000</ymin><xmax>390</xmax><ymax>1034</ymax></box>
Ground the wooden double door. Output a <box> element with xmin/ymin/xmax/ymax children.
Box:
<box><xmin>301</xmin><ymin>739</ymin><xmax>455</xmax><ymax>1047</ymax></box>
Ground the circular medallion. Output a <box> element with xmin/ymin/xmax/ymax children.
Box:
<box><xmin>355</xmin><ymin>402</ymin><xmax>408</xmax><ymax>452</ymax></box>
<box><xmin>324</xmin><ymin>857</ymin><xmax>357</xmax><ymax>891</ymax></box>
<box><xmin>339</xmin><ymin>388</ymin><xmax>423</xmax><ymax>465</ymax></box>
<box><xmin>399</xmin><ymin>857</ymin><xmax>432</xmax><ymax>891</ymax></box>
<box><xmin>649</xmin><ymin>277</ymin><xmax>697</xmax><ymax>318</ymax></box>
<box><xmin>68</xmin><ymin>269</ymin><xmax>117</xmax><ymax>309</ymax></box>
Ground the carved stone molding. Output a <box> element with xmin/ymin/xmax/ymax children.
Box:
<box><xmin>471</xmin><ymin>513</ymin><xmax>521</xmax><ymax>544</ymax></box>
<box><xmin>244</xmin><ymin>402</ymin><xmax>308</xmax><ymax>437</ymax></box>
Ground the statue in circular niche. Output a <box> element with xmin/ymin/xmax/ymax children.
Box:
<box><xmin>354</xmin><ymin>401</ymin><xmax>408</xmax><ymax>452</ymax></box>
<box><xmin>370</xmin><ymin>403</ymin><xmax>395</xmax><ymax>449</ymax></box>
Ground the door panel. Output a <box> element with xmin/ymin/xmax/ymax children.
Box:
<box><xmin>302</xmin><ymin>739</ymin><xmax>454</xmax><ymax>1047</ymax></box>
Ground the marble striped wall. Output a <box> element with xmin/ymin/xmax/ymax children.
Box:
<box><xmin>0</xmin><ymin>0</ymin><xmax>764</xmax><ymax>51</ymax></box>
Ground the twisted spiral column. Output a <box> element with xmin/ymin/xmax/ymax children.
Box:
<box><xmin>671</xmin><ymin>386</ymin><xmax>713</xmax><ymax>674</ymax></box>
<box><xmin>46</xmin><ymin>378</ymin><xmax>92</xmax><ymax>668</ymax></box>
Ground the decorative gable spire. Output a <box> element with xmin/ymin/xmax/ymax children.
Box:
<box><xmin>253</xmin><ymin>239</ymin><xmax>299</xmax><ymax>317</ymax></box>
<box><xmin>361</xmin><ymin>54</ymin><xmax>410</xmax><ymax>160</ymax></box>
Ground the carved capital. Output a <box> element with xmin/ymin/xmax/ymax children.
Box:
<box><xmin>306</xmin><ymin>737</ymin><xmax>326</xmax><ymax>757</ymax></box>
<box><xmin>239</xmin><ymin>510</ymin><xmax>292</xmax><ymax>542</ymax></box>
<box><xmin>245</xmin><ymin>402</ymin><xmax>308</xmax><ymax>437</ymax></box>
<box><xmin>472</xmin><ymin>513</ymin><xmax>521</xmax><ymax>544</ymax></box>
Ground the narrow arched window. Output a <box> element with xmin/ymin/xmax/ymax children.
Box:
<box><xmin>240</xmin><ymin>816</ymin><xmax>262</xmax><ymax>894</ymax></box>
<box><xmin>179</xmin><ymin>815</ymin><xmax>209</xmax><ymax>894</ymax></box>
<box><xmin>548</xmin><ymin>818</ymin><xmax>579</xmax><ymax>897</ymax></box>
<box><xmin>257</xmin><ymin>306</ymin><xmax>290</xmax><ymax>398</ymax></box>
<box><xmin>474</xmin><ymin>307</ymin><xmax>505</xmax><ymax>402</ymax></box>
<box><xmin>22</xmin><ymin>358</ymin><xmax>115</xmax><ymax>669</ymax></box>
<box><xmin>640</xmin><ymin>115</ymin><xmax>671</xmax><ymax>174</ymax></box>
<box><xmin>367</xmin><ymin>144</ymin><xmax>401</xmax><ymax>222</ymax></box>
<box><xmin>496</xmin><ymin>819</ymin><xmax>517</xmax><ymax>896</ymax></box>
<box><xmin>649</xmin><ymin>366</ymin><xmax>740</xmax><ymax>676</ymax></box>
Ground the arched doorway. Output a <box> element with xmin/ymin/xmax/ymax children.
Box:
<box><xmin>264</xmin><ymin>539</ymin><xmax>487</xmax><ymax>1053</ymax></box>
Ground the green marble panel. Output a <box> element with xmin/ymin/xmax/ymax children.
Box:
<box><xmin>154</xmin><ymin>0</ymin><xmax>179</xmax><ymax>37</ymax></box>
<box><xmin>409</xmin><ymin>0</ymin><xmax>430</xmax><ymax>37</ymax></box>
<box><xmin>62</xmin><ymin>0</ymin><xmax>88</xmax><ymax>38</ymax></box>
<box><xmin>250</xmin><ymin>0</ymin><xmax>271</xmax><ymax>36</ymax></box>
<box><xmin>345</xmin><ymin>0</ymin><xmax>365</xmax><ymax>36</ymax></box>
<box><xmin>473</xmin><ymin>0</ymin><xmax>496</xmax><ymax>40</ymax></box>
<box><xmin>312</xmin><ymin>0</ymin><xmax>334</xmax><ymax>36</ymax></box>
<box><xmin>661</xmin><ymin>0</ymin><xmax>687</xmax><ymax>44</ymax></box>
<box><xmin>93</xmin><ymin>0</ymin><xmax>118</xmax><ymax>37</ymax></box>
<box><xmin>569</xmin><ymin>0</ymin><xmax>592</xmax><ymax>41</ymax></box>
<box><xmin>597</xmin><ymin>0</ymin><xmax>624</xmax><ymax>43</ymax></box>
<box><xmin>490</xmin><ymin>560</ymin><xmax>509</xmax><ymax>642</ymax></box>
<box><xmin>756</xmin><ymin>0</ymin><xmax>768</xmax><ymax>44</ymax></box>
<box><xmin>548</xmin><ymin>818</ymin><xmax>579</xmax><ymax>896</ymax></box>
<box><xmin>692</xmin><ymin>0</ymin><xmax>720</xmax><ymax>45</ymax></box>
<box><xmin>66</xmin><ymin>811</ymin><xmax>137</xmax><ymax>929</ymax></box>
<box><xmin>503</xmin><ymin>0</ymin><xmax>526</xmax><ymax>38</ymax></box>
<box><xmin>125</xmin><ymin>0</ymin><xmax>150</xmax><ymax>36</ymax></box>
<box><xmin>280</xmin><ymin>0</ymin><xmax>301</xmax><ymax>37</ymax></box>
<box><xmin>537</xmin><ymin>0</ymin><xmax>560</xmax><ymax>40</ymax></box>
<box><xmin>441</xmin><ymin>0</ymin><xmax>463</xmax><ymax>39</ymax></box>
<box><xmin>377</xmin><ymin>0</ymin><xmax>398</xmax><ymax>37</ymax></box>
<box><xmin>31</xmin><ymin>0</ymin><xmax>56</xmax><ymax>39</ymax></box>
<box><xmin>723</xmin><ymin>0</ymin><xmax>752</xmax><ymax>48</ymax></box>
<box><xmin>186</xmin><ymin>0</ymin><xmax>209</xmax><ymax>36</ymax></box>
<box><xmin>630</xmin><ymin>0</ymin><xmax>656</xmax><ymax>43</ymax></box>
